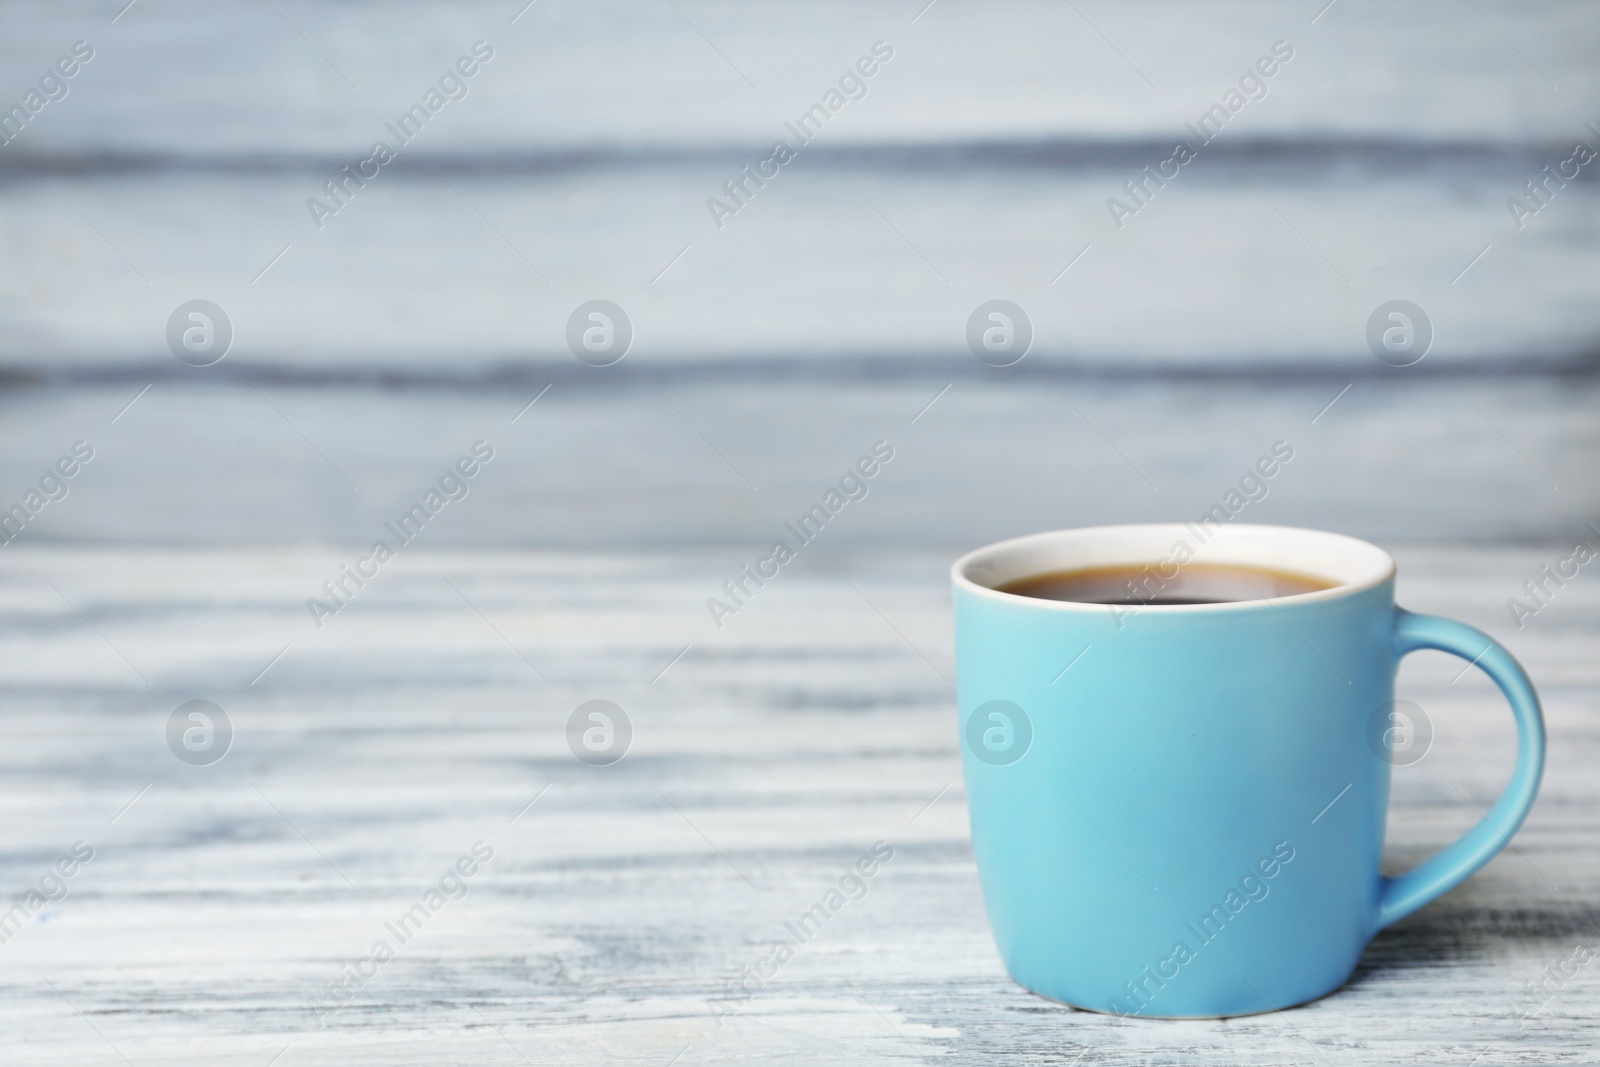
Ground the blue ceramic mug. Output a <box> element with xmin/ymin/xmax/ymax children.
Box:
<box><xmin>951</xmin><ymin>524</ymin><xmax>1544</xmax><ymax>1018</ymax></box>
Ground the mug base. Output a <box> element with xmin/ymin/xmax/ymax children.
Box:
<box><xmin>1011</xmin><ymin>968</ymin><xmax>1353</xmax><ymax>1021</ymax></box>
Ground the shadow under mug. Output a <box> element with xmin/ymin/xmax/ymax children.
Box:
<box><xmin>951</xmin><ymin>524</ymin><xmax>1545</xmax><ymax>1018</ymax></box>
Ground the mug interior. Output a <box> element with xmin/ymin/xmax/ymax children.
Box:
<box><xmin>954</xmin><ymin>524</ymin><xmax>1395</xmax><ymax>610</ymax></box>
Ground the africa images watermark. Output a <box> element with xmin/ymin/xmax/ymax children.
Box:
<box><xmin>1511</xmin><ymin>941</ymin><xmax>1595</xmax><ymax>1031</ymax></box>
<box><xmin>0</xmin><ymin>440</ymin><xmax>96</xmax><ymax>547</ymax></box>
<box><xmin>705</xmin><ymin>440</ymin><xmax>895</xmax><ymax>629</ymax></box>
<box><xmin>1506</xmin><ymin>119</ymin><xmax>1600</xmax><ymax>231</ymax></box>
<box><xmin>1505</xmin><ymin>522</ymin><xmax>1599</xmax><ymax>630</ymax></box>
<box><xmin>306</xmin><ymin>440</ymin><xmax>495</xmax><ymax>628</ymax></box>
<box><xmin>312</xmin><ymin>840</ymin><xmax>494</xmax><ymax>1026</ymax></box>
<box><xmin>307</xmin><ymin>40</ymin><xmax>496</xmax><ymax>229</ymax></box>
<box><xmin>1107</xmin><ymin>840</ymin><xmax>1297</xmax><ymax>1018</ymax></box>
<box><xmin>706</xmin><ymin>40</ymin><xmax>895</xmax><ymax>229</ymax></box>
<box><xmin>706</xmin><ymin>840</ymin><xmax>895</xmax><ymax>1026</ymax></box>
<box><xmin>0</xmin><ymin>841</ymin><xmax>95</xmax><ymax>947</ymax></box>
<box><xmin>1107</xmin><ymin>40</ymin><xmax>1295</xmax><ymax>230</ymax></box>
<box><xmin>0</xmin><ymin>40</ymin><xmax>95</xmax><ymax>147</ymax></box>
<box><xmin>1109</xmin><ymin>440</ymin><xmax>1296</xmax><ymax>628</ymax></box>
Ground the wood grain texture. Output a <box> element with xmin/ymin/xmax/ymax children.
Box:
<box><xmin>0</xmin><ymin>543</ymin><xmax>1594</xmax><ymax>1065</ymax></box>
<box><xmin>3</xmin><ymin>1</ymin><xmax>1599</xmax><ymax>367</ymax></box>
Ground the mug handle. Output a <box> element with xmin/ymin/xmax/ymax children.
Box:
<box><xmin>1374</xmin><ymin>609</ymin><xmax>1546</xmax><ymax>930</ymax></box>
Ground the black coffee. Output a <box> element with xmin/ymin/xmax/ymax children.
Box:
<box><xmin>997</xmin><ymin>562</ymin><xmax>1336</xmax><ymax>605</ymax></box>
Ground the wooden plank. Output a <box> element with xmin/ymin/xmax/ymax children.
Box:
<box><xmin>0</xmin><ymin>377</ymin><xmax>1594</xmax><ymax>550</ymax></box>
<box><xmin>2</xmin><ymin>2</ymin><xmax>1598</xmax><ymax>366</ymax></box>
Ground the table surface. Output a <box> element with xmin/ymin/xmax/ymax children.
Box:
<box><xmin>0</xmin><ymin>540</ymin><xmax>1595</xmax><ymax>1066</ymax></box>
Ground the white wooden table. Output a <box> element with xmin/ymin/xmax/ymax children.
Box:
<box><xmin>0</xmin><ymin>541</ymin><xmax>1594</xmax><ymax>1065</ymax></box>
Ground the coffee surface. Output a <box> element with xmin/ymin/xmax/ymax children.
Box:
<box><xmin>997</xmin><ymin>562</ymin><xmax>1337</xmax><ymax>605</ymax></box>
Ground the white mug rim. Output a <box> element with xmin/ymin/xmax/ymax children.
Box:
<box><xmin>952</xmin><ymin>523</ymin><xmax>1396</xmax><ymax>614</ymax></box>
